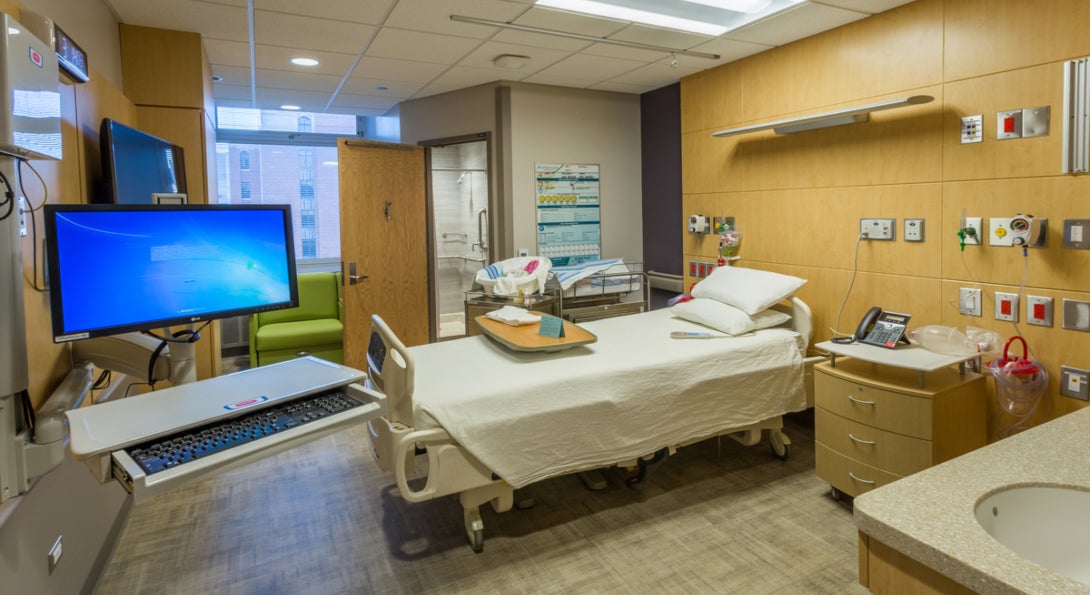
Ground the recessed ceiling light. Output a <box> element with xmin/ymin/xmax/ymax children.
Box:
<box><xmin>535</xmin><ymin>0</ymin><xmax>728</xmax><ymax>36</ymax></box>
<box><xmin>493</xmin><ymin>54</ymin><xmax>532</xmax><ymax>70</ymax></box>
<box><xmin>376</xmin><ymin>86</ymin><xmax>388</xmax><ymax>92</ymax></box>
<box><xmin>280</xmin><ymin>105</ymin><xmax>301</xmax><ymax>111</ymax></box>
<box><xmin>290</xmin><ymin>57</ymin><xmax>319</xmax><ymax>67</ymax></box>
<box><xmin>211</xmin><ymin>75</ymin><xmax>223</xmax><ymax>82</ymax></box>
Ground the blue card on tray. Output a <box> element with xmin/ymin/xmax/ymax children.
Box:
<box><xmin>538</xmin><ymin>315</ymin><xmax>565</xmax><ymax>338</ymax></box>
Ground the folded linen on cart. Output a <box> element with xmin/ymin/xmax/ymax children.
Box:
<box><xmin>549</xmin><ymin>258</ymin><xmax>627</xmax><ymax>290</ymax></box>
<box><xmin>484</xmin><ymin>306</ymin><xmax>540</xmax><ymax>326</ymax></box>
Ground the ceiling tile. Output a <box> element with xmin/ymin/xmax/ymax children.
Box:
<box><xmin>250</xmin><ymin>87</ymin><xmax>337</xmax><ymax>110</ymax></box>
<box><xmin>203</xmin><ymin>38</ymin><xmax>253</xmax><ymax>68</ymax></box>
<box><xmin>111</xmin><ymin>0</ymin><xmax>249</xmax><ymax>42</ymax></box>
<box><xmin>533</xmin><ymin>53</ymin><xmax>644</xmax><ymax>81</ymax></box>
<box><xmin>727</xmin><ymin>3</ymin><xmax>867</xmax><ymax>46</ymax></box>
<box><xmin>208</xmin><ymin>64</ymin><xmax>252</xmax><ymax>87</ymax></box>
<box><xmin>512</xmin><ymin>6</ymin><xmax>627</xmax><ymax>37</ymax></box>
<box><xmin>366</xmin><ymin>28</ymin><xmax>483</xmax><ymax>64</ymax></box>
<box><xmin>253</xmin><ymin>44</ymin><xmax>361</xmax><ymax>75</ymax></box>
<box><xmin>426</xmin><ymin>65</ymin><xmax>513</xmax><ymax>90</ymax></box>
<box><xmin>387</xmin><ymin>0</ymin><xmax>531</xmax><ymax>37</ymax></box>
<box><xmin>211</xmin><ymin>82</ymin><xmax>253</xmax><ymax>102</ymax></box>
<box><xmin>491</xmin><ymin>28</ymin><xmax>592</xmax><ymax>52</ymax></box>
<box><xmin>460</xmin><ymin>40</ymin><xmax>572</xmax><ymax>74</ymax></box>
<box><xmin>353</xmin><ymin>56</ymin><xmax>450</xmax><ymax>84</ymax></box>
<box><xmin>253</xmin><ymin>11</ymin><xmax>377</xmax><ymax>54</ymax></box>
<box><xmin>686</xmin><ymin>37</ymin><xmax>771</xmax><ymax>64</ymax></box>
<box><xmin>590</xmin><ymin>80</ymin><xmax>657</xmax><ymax>94</ymax></box>
<box><xmin>253</xmin><ymin>0</ymin><xmax>395</xmax><ymax>24</ymax></box>
<box><xmin>521</xmin><ymin>72</ymin><xmax>598</xmax><ymax>88</ymax></box>
<box><xmin>339</xmin><ymin>78</ymin><xmax>422</xmax><ymax>99</ymax></box>
<box><xmin>581</xmin><ymin>42</ymin><xmax>667</xmax><ymax>63</ymax></box>
<box><xmin>255</xmin><ymin>69</ymin><xmax>344</xmax><ymax>93</ymax></box>
<box><xmin>608</xmin><ymin>23</ymin><xmax>713</xmax><ymax>50</ymax></box>
<box><xmin>329</xmin><ymin>91</ymin><xmax>402</xmax><ymax>112</ymax></box>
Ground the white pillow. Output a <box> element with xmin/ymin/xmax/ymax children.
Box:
<box><xmin>671</xmin><ymin>298</ymin><xmax>791</xmax><ymax>336</ymax></box>
<box><xmin>691</xmin><ymin>266</ymin><xmax>806</xmax><ymax>315</ymax></box>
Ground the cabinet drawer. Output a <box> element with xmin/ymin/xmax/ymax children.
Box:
<box><xmin>815</xmin><ymin>408</ymin><xmax>932</xmax><ymax>477</ymax></box>
<box><xmin>815</xmin><ymin>369</ymin><xmax>931</xmax><ymax>439</ymax></box>
<box><xmin>815</xmin><ymin>442</ymin><xmax>901</xmax><ymax>498</ymax></box>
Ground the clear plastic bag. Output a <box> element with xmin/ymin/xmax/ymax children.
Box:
<box><xmin>906</xmin><ymin>322</ymin><xmax>994</xmax><ymax>355</ymax></box>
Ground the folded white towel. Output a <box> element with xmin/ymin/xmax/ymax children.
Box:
<box><xmin>485</xmin><ymin>306</ymin><xmax>541</xmax><ymax>326</ymax></box>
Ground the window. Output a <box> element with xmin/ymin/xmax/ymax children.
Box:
<box><xmin>215</xmin><ymin>107</ymin><xmax>397</xmax><ymax>262</ymax></box>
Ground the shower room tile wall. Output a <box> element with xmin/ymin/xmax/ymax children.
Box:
<box><xmin>434</xmin><ymin>141</ymin><xmax>489</xmax><ymax>318</ymax></box>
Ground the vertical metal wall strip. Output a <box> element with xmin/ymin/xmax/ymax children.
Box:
<box><xmin>1065</xmin><ymin>58</ymin><xmax>1090</xmax><ymax>174</ymax></box>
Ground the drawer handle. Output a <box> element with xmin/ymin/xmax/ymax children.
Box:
<box><xmin>848</xmin><ymin>395</ymin><xmax>876</xmax><ymax>406</ymax></box>
<box><xmin>849</xmin><ymin>433</ymin><xmax>876</xmax><ymax>445</ymax></box>
<box><xmin>849</xmin><ymin>472</ymin><xmax>876</xmax><ymax>485</ymax></box>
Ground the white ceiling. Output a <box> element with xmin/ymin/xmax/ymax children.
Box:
<box><xmin>102</xmin><ymin>0</ymin><xmax>915</xmax><ymax>117</ymax></box>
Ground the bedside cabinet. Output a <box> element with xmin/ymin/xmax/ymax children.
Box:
<box><xmin>814</xmin><ymin>356</ymin><xmax>986</xmax><ymax>499</ymax></box>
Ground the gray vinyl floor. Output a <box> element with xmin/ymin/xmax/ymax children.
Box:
<box><xmin>94</xmin><ymin>411</ymin><xmax>869</xmax><ymax>594</ymax></box>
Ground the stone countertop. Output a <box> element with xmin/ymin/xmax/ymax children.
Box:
<box><xmin>853</xmin><ymin>406</ymin><xmax>1090</xmax><ymax>594</ymax></box>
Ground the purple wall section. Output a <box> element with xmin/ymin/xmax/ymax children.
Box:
<box><xmin>640</xmin><ymin>83</ymin><xmax>682</xmax><ymax>277</ymax></box>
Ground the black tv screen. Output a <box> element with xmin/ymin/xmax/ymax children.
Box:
<box><xmin>44</xmin><ymin>204</ymin><xmax>298</xmax><ymax>342</ymax></box>
<box><xmin>99</xmin><ymin>118</ymin><xmax>187</xmax><ymax>204</ymax></box>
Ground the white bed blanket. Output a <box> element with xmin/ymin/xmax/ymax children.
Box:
<box><xmin>409</xmin><ymin>308</ymin><xmax>806</xmax><ymax>488</ymax></box>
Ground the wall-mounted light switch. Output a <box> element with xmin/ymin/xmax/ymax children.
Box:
<box><xmin>1063</xmin><ymin>299</ymin><xmax>1090</xmax><ymax>331</ymax></box>
<box><xmin>959</xmin><ymin>288</ymin><xmax>982</xmax><ymax>317</ymax></box>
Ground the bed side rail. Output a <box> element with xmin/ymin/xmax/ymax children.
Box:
<box><xmin>392</xmin><ymin>428</ymin><xmax>497</xmax><ymax>502</ymax></box>
<box><xmin>368</xmin><ymin>314</ymin><xmax>415</xmax><ymax>426</ymax></box>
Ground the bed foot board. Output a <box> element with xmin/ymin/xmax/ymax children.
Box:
<box><xmin>459</xmin><ymin>482</ymin><xmax>515</xmax><ymax>553</ymax></box>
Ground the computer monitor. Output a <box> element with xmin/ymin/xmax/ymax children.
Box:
<box><xmin>99</xmin><ymin>118</ymin><xmax>187</xmax><ymax>204</ymax></box>
<box><xmin>44</xmin><ymin>203</ymin><xmax>298</xmax><ymax>342</ymax></box>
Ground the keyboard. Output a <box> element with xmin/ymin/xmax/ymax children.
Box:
<box><xmin>124</xmin><ymin>388</ymin><xmax>363</xmax><ymax>475</ymax></box>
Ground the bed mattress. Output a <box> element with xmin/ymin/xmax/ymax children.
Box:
<box><xmin>408</xmin><ymin>308</ymin><xmax>807</xmax><ymax>488</ymax></box>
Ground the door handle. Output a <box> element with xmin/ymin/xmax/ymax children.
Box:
<box><xmin>347</xmin><ymin>262</ymin><xmax>368</xmax><ymax>285</ymax></box>
<box><xmin>384</xmin><ymin>201</ymin><xmax>393</xmax><ymax>221</ymax></box>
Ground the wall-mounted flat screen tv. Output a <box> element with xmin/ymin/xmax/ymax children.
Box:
<box><xmin>99</xmin><ymin>118</ymin><xmax>187</xmax><ymax>204</ymax></box>
<box><xmin>44</xmin><ymin>204</ymin><xmax>298</xmax><ymax>342</ymax></box>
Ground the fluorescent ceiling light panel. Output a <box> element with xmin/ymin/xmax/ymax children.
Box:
<box><xmin>681</xmin><ymin>0</ymin><xmax>771</xmax><ymax>12</ymax></box>
<box><xmin>536</xmin><ymin>0</ymin><xmax>729</xmax><ymax>35</ymax></box>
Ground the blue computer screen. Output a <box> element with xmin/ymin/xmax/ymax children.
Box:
<box><xmin>45</xmin><ymin>204</ymin><xmax>298</xmax><ymax>341</ymax></box>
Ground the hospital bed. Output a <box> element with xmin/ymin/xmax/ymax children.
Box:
<box><xmin>365</xmin><ymin>298</ymin><xmax>813</xmax><ymax>552</ymax></box>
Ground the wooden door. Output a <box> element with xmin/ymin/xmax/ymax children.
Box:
<box><xmin>338</xmin><ymin>140</ymin><xmax>430</xmax><ymax>369</ymax></box>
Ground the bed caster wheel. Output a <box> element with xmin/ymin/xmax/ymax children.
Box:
<box><xmin>470</xmin><ymin>529</ymin><xmax>484</xmax><ymax>553</ymax></box>
<box><xmin>770</xmin><ymin>441</ymin><xmax>791</xmax><ymax>461</ymax></box>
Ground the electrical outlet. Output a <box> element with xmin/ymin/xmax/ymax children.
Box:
<box><xmin>995</xmin><ymin>291</ymin><xmax>1019</xmax><ymax>322</ymax></box>
<box><xmin>860</xmin><ymin>218</ymin><xmax>895</xmax><ymax>240</ymax></box>
<box><xmin>517</xmin><ymin>248</ymin><xmax>529</xmax><ymax>257</ymax></box>
<box><xmin>959</xmin><ymin>288</ymin><xmax>982</xmax><ymax>317</ymax></box>
<box><xmin>1061</xmin><ymin>366</ymin><xmax>1090</xmax><ymax>400</ymax></box>
<box><xmin>1026</xmin><ymin>295</ymin><xmax>1053</xmax><ymax>327</ymax></box>
<box><xmin>904</xmin><ymin>218</ymin><xmax>925</xmax><ymax>242</ymax></box>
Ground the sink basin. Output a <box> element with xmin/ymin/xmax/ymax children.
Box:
<box><xmin>975</xmin><ymin>485</ymin><xmax>1090</xmax><ymax>585</ymax></box>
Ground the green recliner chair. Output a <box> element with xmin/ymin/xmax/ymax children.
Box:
<box><xmin>249</xmin><ymin>272</ymin><xmax>344</xmax><ymax>367</ymax></box>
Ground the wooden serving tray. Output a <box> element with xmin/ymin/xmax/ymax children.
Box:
<box><xmin>474</xmin><ymin>312</ymin><xmax>597</xmax><ymax>352</ymax></box>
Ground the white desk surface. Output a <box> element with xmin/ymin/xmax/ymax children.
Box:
<box><xmin>814</xmin><ymin>340</ymin><xmax>979</xmax><ymax>372</ymax></box>
<box><xmin>66</xmin><ymin>356</ymin><xmax>366</xmax><ymax>458</ymax></box>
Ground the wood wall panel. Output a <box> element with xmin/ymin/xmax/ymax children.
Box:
<box><xmin>681</xmin><ymin>0</ymin><xmax>1090</xmax><ymax>431</ymax></box>
<box><xmin>735</xmin><ymin>90</ymin><xmax>943</xmax><ymax>191</ymax></box>
<box><xmin>741</xmin><ymin>0</ymin><xmax>943</xmax><ymax>123</ymax></box>
<box><xmin>120</xmin><ymin>25</ymin><xmax>205</xmax><ymax>109</ymax></box>
<box><xmin>942</xmin><ymin>64</ymin><xmax>1064</xmax><ymax>181</ymax></box>
<box><xmin>944</xmin><ymin>0</ymin><xmax>1090</xmax><ymax>82</ymax></box>
<box><xmin>679</xmin><ymin>62</ymin><xmax>743</xmax><ymax>134</ymax></box>
<box><xmin>941</xmin><ymin>178</ymin><xmax>1090</xmax><ymax>290</ymax></box>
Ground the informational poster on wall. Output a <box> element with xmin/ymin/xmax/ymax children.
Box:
<box><xmin>535</xmin><ymin>163</ymin><xmax>601</xmax><ymax>266</ymax></box>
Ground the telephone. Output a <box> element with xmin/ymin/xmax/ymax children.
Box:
<box><xmin>854</xmin><ymin>307</ymin><xmax>912</xmax><ymax>348</ymax></box>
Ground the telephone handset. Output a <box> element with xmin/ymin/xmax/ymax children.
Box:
<box><xmin>855</xmin><ymin>307</ymin><xmax>912</xmax><ymax>348</ymax></box>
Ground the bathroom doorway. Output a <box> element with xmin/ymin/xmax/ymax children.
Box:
<box><xmin>425</xmin><ymin>135</ymin><xmax>492</xmax><ymax>339</ymax></box>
